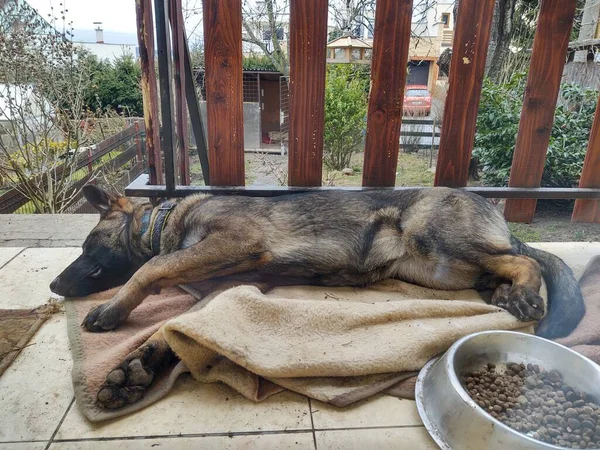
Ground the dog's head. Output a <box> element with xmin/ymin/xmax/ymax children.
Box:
<box><xmin>50</xmin><ymin>185</ymin><xmax>140</xmax><ymax>297</ymax></box>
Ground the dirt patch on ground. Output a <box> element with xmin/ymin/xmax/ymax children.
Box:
<box><xmin>507</xmin><ymin>201</ymin><xmax>600</xmax><ymax>243</ymax></box>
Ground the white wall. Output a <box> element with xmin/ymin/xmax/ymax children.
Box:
<box><xmin>77</xmin><ymin>43</ymin><xmax>138</xmax><ymax>62</ymax></box>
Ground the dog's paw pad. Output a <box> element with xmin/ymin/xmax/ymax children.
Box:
<box><xmin>127</xmin><ymin>359</ymin><xmax>154</xmax><ymax>387</ymax></box>
<box><xmin>492</xmin><ymin>284</ymin><xmax>545</xmax><ymax>322</ymax></box>
<box><xmin>505</xmin><ymin>286</ymin><xmax>545</xmax><ymax>322</ymax></box>
<box><xmin>96</xmin><ymin>351</ymin><xmax>158</xmax><ymax>409</ymax></box>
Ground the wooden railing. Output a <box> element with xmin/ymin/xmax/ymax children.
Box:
<box><xmin>0</xmin><ymin>122</ymin><xmax>146</xmax><ymax>214</ymax></box>
<box><xmin>127</xmin><ymin>0</ymin><xmax>600</xmax><ymax>224</ymax></box>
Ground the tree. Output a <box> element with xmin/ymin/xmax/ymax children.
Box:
<box><xmin>241</xmin><ymin>0</ymin><xmax>290</xmax><ymax>76</ymax></box>
<box><xmin>471</xmin><ymin>0</ymin><xmax>588</xmax><ymax>82</ymax></box>
<box><xmin>328</xmin><ymin>0</ymin><xmax>435</xmax><ymax>42</ymax></box>
<box><xmin>85</xmin><ymin>55</ymin><xmax>143</xmax><ymax>116</ymax></box>
<box><xmin>0</xmin><ymin>2</ymin><xmax>120</xmax><ymax>213</ymax></box>
<box><xmin>323</xmin><ymin>64</ymin><xmax>368</xmax><ymax>170</ymax></box>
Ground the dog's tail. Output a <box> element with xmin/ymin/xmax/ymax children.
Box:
<box><xmin>511</xmin><ymin>236</ymin><xmax>584</xmax><ymax>339</ymax></box>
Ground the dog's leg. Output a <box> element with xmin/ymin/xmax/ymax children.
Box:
<box><xmin>97</xmin><ymin>329</ymin><xmax>176</xmax><ymax>409</ymax></box>
<box><xmin>483</xmin><ymin>254</ymin><xmax>545</xmax><ymax>322</ymax></box>
<box><xmin>83</xmin><ymin>231</ymin><xmax>269</xmax><ymax>332</ymax></box>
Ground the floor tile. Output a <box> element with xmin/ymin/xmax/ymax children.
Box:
<box><xmin>50</xmin><ymin>433</ymin><xmax>315</xmax><ymax>449</ymax></box>
<box><xmin>0</xmin><ymin>314</ymin><xmax>73</xmax><ymax>442</ymax></box>
<box><xmin>310</xmin><ymin>395</ymin><xmax>422</xmax><ymax>430</ymax></box>
<box><xmin>530</xmin><ymin>242</ymin><xmax>600</xmax><ymax>280</ymax></box>
<box><xmin>0</xmin><ymin>441</ymin><xmax>48</xmax><ymax>450</ymax></box>
<box><xmin>56</xmin><ymin>377</ymin><xmax>312</xmax><ymax>440</ymax></box>
<box><xmin>0</xmin><ymin>443</ymin><xmax>47</xmax><ymax>450</ymax></box>
<box><xmin>0</xmin><ymin>247</ymin><xmax>24</xmax><ymax>268</ymax></box>
<box><xmin>0</xmin><ymin>247</ymin><xmax>81</xmax><ymax>308</ymax></box>
<box><xmin>316</xmin><ymin>427</ymin><xmax>436</xmax><ymax>450</ymax></box>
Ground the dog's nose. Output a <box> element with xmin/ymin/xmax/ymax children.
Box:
<box><xmin>50</xmin><ymin>276</ymin><xmax>60</xmax><ymax>293</ymax></box>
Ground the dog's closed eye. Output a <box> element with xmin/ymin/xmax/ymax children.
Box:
<box><xmin>88</xmin><ymin>266</ymin><xmax>103</xmax><ymax>279</ymax></box>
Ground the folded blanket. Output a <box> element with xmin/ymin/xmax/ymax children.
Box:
<box><xmin>555</xmin><ymin>255</ymin><xmax>600</xmax><ymax>362</ymax></box>
<box><xmin>66</xmin><ymin>279</ymin><xmax>534</xmax><ymax>422</ymax></box>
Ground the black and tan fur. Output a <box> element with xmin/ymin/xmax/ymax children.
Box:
<box><xmin>51</xmin><ymin>185</ymin><xmax>585</xmax><ymax>409</ymax></box>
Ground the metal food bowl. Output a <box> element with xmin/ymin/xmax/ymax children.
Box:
<box><xmin>415</xmin><ymin>331</ymin><xmax>600</xmax><ymax>450</ymax></box>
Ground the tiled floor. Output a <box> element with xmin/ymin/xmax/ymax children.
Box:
<box><xmin>0</xmin><ymin>243</ymin><xmax>598</xmax><ymax>449</ymax></box>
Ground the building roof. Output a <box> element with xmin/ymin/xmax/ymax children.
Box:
<box><xmin>327</xmin><ymin>35</ymin><xmax>372</xmax><ymax>49</ymax></box>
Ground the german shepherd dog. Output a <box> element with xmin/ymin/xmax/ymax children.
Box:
<box><xmin>50</xmin><ymin>185</ymin><xmax>585</xmax><ymax>409</ymax></box>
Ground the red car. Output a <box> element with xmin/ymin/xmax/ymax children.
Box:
<box><xmin>403</xmin><ymin>85</ymin><xmax>431</xmax><ymax>116</ymax></box>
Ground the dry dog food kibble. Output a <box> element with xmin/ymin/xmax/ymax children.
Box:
<box><xmin>461</xmin><ymin>362</ymin><xmax>600</xmax><ymax>449</ymax></box>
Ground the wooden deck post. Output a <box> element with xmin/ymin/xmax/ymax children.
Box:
<box><xmin>503</xmin><ymin>0</ymin><xmax>577</xmax><ymax>223</ymax></box>
<box><xmin>202</xmin><ymin>0</ymin><xmax>245</xmax><ymax>186</ymax></box>
<box><xmin>572</xmin><ymin>92</ymin><xmax>600</xmax><ymax>223</ymax></box>
<box><xmin>135</xmin><ymin>0</ymin><xmax>163</xmax><ymax>185</ymax></box>
<box><xmin>433</xmin><ymin>0</ymin><xmax>495</xmax><ymax>188</ymax></box>
<box><xmin>362</xmin><ymin>0</ymin><xmax>412</xmax><ymax>187</ymax></box>
<box><xmin>288</xmin><ymin>0</ymin><xmax>329</xmax><ymax>186</ymax></box>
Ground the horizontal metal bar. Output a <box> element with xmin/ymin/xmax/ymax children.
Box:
<box><xmin>402</xmin><ymin>119</ymin><xmax>441</xmax><ymax>126</ymax></box>
<box><xmin>125</xmin><ymin>174</ymin><xmax>600</xmax><ymax>199</ymax></box>
<box><xmin>401</xmin><ymin>131</ymin><xmax>441</xmax><ymax>137</ymax></box>
<box><xmin>400</xmin><ymin>144</ymin><xmax>439</xmax><ymax>149</ymax></box>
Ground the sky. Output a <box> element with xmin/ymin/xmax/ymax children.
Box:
<box><xmin>23</xmin><ymin>0</ymin><xmax>436</xmax><ymax>45</ymax></box>
<box><xmin>27</xmin><ymin>0</ymin><xmax>138</xmax><ymax>40</ymax></box>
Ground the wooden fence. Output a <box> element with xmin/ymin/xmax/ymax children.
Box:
<box><xmin>0</xmin><ymin>122</ymin><xmax>147</xmax><ymax>214</ymax></box>
<box><xmin>127</xmin><ymin>0</ymin><xmax>600</xmax><ymax>223</ymax></box>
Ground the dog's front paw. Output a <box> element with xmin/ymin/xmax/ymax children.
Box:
<box><xmin>82</xmin><ymin>302</ymin><xmax>126</xmax><ymax>332</ymax></box>
<box><xmin>492</xmin><ymin>284</ymin><xmax>545</xmax><ymax>322</ymax></box>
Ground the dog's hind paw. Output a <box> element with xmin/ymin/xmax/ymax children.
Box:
<box><xmin>492</xmin><ymin>283</ymin><xmax>545</xmax><ymax>322</ymax></box>
<box><xmin>96</xmin><ymin>340</ymin><xmax>176</xmax><ymax>409</ymax></box>
<box><xmin>82</xmin><ymin>302</ymin><xmax>126</xmax><ymax>332</ymax></box>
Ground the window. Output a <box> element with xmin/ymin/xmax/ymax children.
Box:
<box><xmin>441</xmin><ymin>13</ymin><xmax>450</xmax><ymax>29</ymax></box>
<box><xmin>405</xmin><ymin>89</ymin><xmax>429</xmax><ymax>97</ymax></box>
<box><xmin>262</xmin><ymin>27</ymin><xmax>285</xmax><ymax>42</ymax></box>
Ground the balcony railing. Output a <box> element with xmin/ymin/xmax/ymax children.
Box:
<box><xmin>126</xmin><ymin>0</ymin><xmax>600</xmax><ymax>224</ymax></box>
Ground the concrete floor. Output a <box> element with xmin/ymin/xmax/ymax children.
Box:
<box><xmin>0</xmin><ymin>215</ymin><xmax>98</xmax><ymax>247</ymax></box>
<box><xmin>0</xmin><ymin>240</ymin><xmax>598</xmax><ymax>449</ymax></box>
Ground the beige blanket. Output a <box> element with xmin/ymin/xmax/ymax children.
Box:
<box><xmin>66</xmin><ymin>279</ymin><xmax>533</xmax><ymax>422</ymax></box>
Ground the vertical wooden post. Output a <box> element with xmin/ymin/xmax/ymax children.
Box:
<box><xmin>288</xmin><ymin>0</ymin><xmax>328</xmax><ymax>186</ymax></box>
<box><xmin>202</xmin><ymin>0</ymin><xmax>244</xmax><ymax>186</ymax></box>
<box><xmin>572</xmin><ymin>93</ymin><xmax>600</xmax><ymax>223</ymax></box>
<box><xmin>170</xmin><ymin>0</ymin><xmax>190</xmax><ymax>185</ymax></box>
<box><xmin>433</xmin><ymin>0</ymin><xmax>495</xmax><ymax>187</ymax></box>
<box><xmin>504</xmin><ymin>0</ymin><xmax>577</xmax><ymax>223</ymax></box>
<box><xmin>362</xmin><ymin>0</ymin><xmax>412</xmax><ymax>187</ymax></box>
<box><xmin>134</xmin><ymin>121</ymin><xmax>142</xmax><ymax>162</ymax></box>
<box><xmin>135</xmin><ymin>0</ymin><xmax>163</xmax><ymax>185</ymax></box>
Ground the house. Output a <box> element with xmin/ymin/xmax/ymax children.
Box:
<box><xmin>194</xmin><ymin>68</ymin><xmax>286</xmax><ymax>152</ymax></box>
<box><xmin>351</xmin><ymin>0</ymin><xmax>455</xmax><ymax>91</ymax></box>
<box><xmin>73</xmin><ymin>23</ymin><xmax>139</xmax><ymax>62</ymax></box>
<box><xmin>0</xmin><ymin>84</ymin><xmax>55</xmax><ymax>149</ymax></box>
<box><xmin>563</xmin><ymin>0</ymin><xmax>600</xmax><ymax>89</ymax></box>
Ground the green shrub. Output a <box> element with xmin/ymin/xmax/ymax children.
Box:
<box><xmin>323</xmin><ymin>64</ymin><xmax>368</xmax><ymax>171</ymax></box>
<box><xmin>473</xmin><ymin>72</ymin><xmax>598</xmax><ymax>187</ymax></box>
<box><xmin>85</xmin><ymin>55</ymin><xmax>143</xmax><ymax>116</ymax></box>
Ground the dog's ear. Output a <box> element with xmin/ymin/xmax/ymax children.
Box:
<box><xmin>82</xmin><ymin>185</ymin><xmax>118</xmax><ymax>216</ymax></box>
